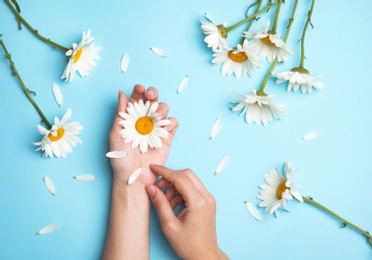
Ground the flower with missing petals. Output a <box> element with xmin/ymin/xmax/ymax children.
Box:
<box><xmin>61</xmin><ymin>30</ymin><xmax>101</xmax><ymax>82</ymax></box>
<box><xmin>119</xmin><ymin>100</ymin><xmax>171</xmax><ymax>153</ymax></box>
<box><xmin>201</xmin><ymin>13</ymin><xmax>228</xmax><ymax>50</ymax></box>
<box><xmin>231</xmin><ymin>89</ymin><xmax>286</xmax><ymax>126</ymax></box>
<box><xmin>244</xmin><ymin>21</ymin><xmax>292</xmax><ymax>63</ymax></box>
<box><xmin>212</xmin><ymin>40</ymin><xmax>260</xmax><ymax>78</ymax></box>
<box><xmin>257</xmin><ymin>161</ymin><xmax>303</xmax><ymax>217</ymax></box>
<box><xmin>33</xmin><ymin>108</ymin><xmax>83</xmax><ymax>158</ymax></box>
<box><xmin>272</xmin><ymin>67</ymin><xmax>324</xmax><ymax>94</ymax></box>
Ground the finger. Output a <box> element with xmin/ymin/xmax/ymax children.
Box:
<box><xmin>145</xmin><ymin>185</ymin><xmax>179</xmax><ymax>228</ymax></box>
<box><xmin>111</xmin><ymin>91</ymin><xmax>129</xmax><ymax>133</ymax></box>
<box><xmin>149</xmin><ymin>165</ymin><xmax>200</xmax><ymax>202</ymax></box>
<box><xmin>165</xmin><ymin>185</ymin><xmax>178</xmax><ymax>201</ymax></box>
<box><xmin>164</xmin><ymin>117</ymin><xmax>178</xmax><ymax>135</ymax></box>
<box><xmin>156</xmin><ymin>102</ymin><xmax>169</xmax><ymax>119</ymax></box>
<box><xmin>179</xmin><ymin>168</ymin><xmax>209</xmax><ymax>194</ymax></box>
<box><xmin>156</xmin><ymin>177</ymin><xmax>172</xmax><ymax>189</ymax></box>
<box><xmin>144</xmin><ymin>87</ymin><xmax>158</xmax><ymax>103</ymax></box>
<box><xmin>169</xmin><ymin>194</ymin><xmax>184</xmax><ymax>211</ymax></box>
<box><xmin>129</xmin><ymin>84</ymin><xmax>145</xmax><ymax>103</ymax></box>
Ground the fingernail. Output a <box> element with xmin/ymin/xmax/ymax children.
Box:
<box><xmin>146</xmin><ymin>89</ymin><xmax>155</xmax><ymax>98</ymax></box>
<box><xmin>145</xmin><ymin>185</ymin><xmax>157</xmax><ymax>198</ymax></box>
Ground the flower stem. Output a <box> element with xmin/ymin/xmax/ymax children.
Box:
<box><xmin>5</xmin><ymin>0</ymin><xmax>69</xmax><ymax>53</ymax></box>
<box><xmin>302</xmin><ymin>196</ymin><xmax>372</xmax><ymax>248</ymax></box>
<box><xmin>269</xmin><ymin>0</ymin><xmax>283</xmax><ymax>34</ymax></box>
<box><xmin>227</xmin><ymin>0</ymin><xmax>278</xmax><ymax>32</ymax></box>
<box><xmin>0</xmin><ymin>39</ymin><xmax>52</xmax><ymax>129</ymax></box>
<box><xmin>240</xmin><ymin>0</ymin><xmax>263</xmax><ymax>46</ymax></box>
<box><xmin>299</xmin><ymin>0</ymin><xmax>315</xmax><ymax>68</ymax></box>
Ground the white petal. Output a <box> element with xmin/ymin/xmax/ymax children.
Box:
<box><xmin>36</xmin><ymin>223</ymin><xmax>59</xmax><ymax>235</ymax></box>
<box><xmin>128</xmin><ymin>167</ymin><xmax>142</xmax><ymax>185</ymax></box>
<box><xmin>210</xmin><ymin>117</ymin><xmax>222</xmax><ymax>139</ymax></box>
<box><xmin>106</xmin><ymin>151</ymin><xmax>128</xmax><ymax>159</ymax></box>
<box><xmin>121</xmin><ymin>53</ymin><xmax>129</xmax><ymax>73</ymax></box>
<box><xmin>214</xmin><ymin>154</ymin><xmax>230</xmax><ymax>175</ymax></box>
<box><xmin>150</xmin><ymin>47</ymin><xmax>168</xmax><ymax>57</ymax></box>
<box><xmin>302</xmin><ymin>130</ymin><xmax>321</xmax><ymax>140</ymax></box>
<box><xmin>245</xmin><ymin>201</ymin><xmax>262</xmax><ymax>221</ymax></box>
<box><xmin>44</xmin><ymin>176</ymin><xmax>55</xmax><ymax>196</ymax></box>
<box><xmin>73</xmin><ymin>175</ymin><xmax>95</xmax><ymax>181</ymax></box>
<box><xmin>177</xmin><ymin>75</ymin><xmax>189</xmax><ymax>94</ymax></box>
<box><xmin>52</xmin><ymin>83</ymin><xmax>63</xmax><ymax>107</ymax></box>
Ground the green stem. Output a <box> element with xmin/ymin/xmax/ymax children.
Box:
<box><xmin>299</xmin><ymin>0</ymin><xmax>315</xmax><ymax>68</ymax></box>
<box><xmin>257</xmin><ymin>0</ymin><xmax>298</xmax><ymax>95</ymax></box>
<box><xmin>303</xmin><ymin>196</ymin><xmax>372</xmax><ymax>248</ymax></box>
<box><xmin>240</xmin><ymin>0</ymin><xmax>263</xmax><ymax>46</ymax></box>
<box><xmin>0</xmin><ymin>39</ymin><xmax>52</xmax><ymax>129</ymax></box>
<box><xmin>269</xmin><ymin>0</ymin><xmax>283</xmax><ymax>34</ymax></box>
<box><xmin>227</xmin><ymin>0</ymin><xmax>278</xmax><ymax>32</ymax></box>
<box><xmin>5</xmin><ymin>0</ymin><xmax>69</xmax><ymax>53</ymax></box>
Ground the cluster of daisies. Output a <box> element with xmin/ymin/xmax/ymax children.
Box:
<box><xmin>201</xmin><ymin>0</ymin><xmax>323</xmax><ymax>126</ymax></box>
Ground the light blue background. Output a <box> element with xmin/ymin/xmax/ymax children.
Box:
<box><xmin>1</xmin><ymin>0</ymin><xmax>372</xmax><ymax>259</ymax></box>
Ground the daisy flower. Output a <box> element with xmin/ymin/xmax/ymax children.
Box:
<box><xmin>33</xmin><ymin>108</ymin><xmax>83</xmax><ymax>158</ymax></box>
<box><xmin>212</xmin><ymin>40</ymin><xmax>260</xmax><ymax>78</ymax></box>
<box><xmin>61</xmin><ymin>30</ymin><xmax>101</xmax><ymax>82</ymax></box>
<box><xmin>231</xmin><ymin>89</ymin><xmax>286</xmax><ymax>126</ymax></box>
<box><xmin>201</xmin><ymin>13</ymin><xmax>228</xmax><ymax>50</ymax></box>
<box><xmin>244</xmin><ymin>20</ymin><xmax>292</xmax><ymax>63</ymax></box>
<box><xmin>272</xmin><ymin>67</ymin><xmax>324</xmax><ymax>94</ymax></box>
<box><xmin>119</xmin><ymin>100</ymin><xmax>171</xmax><ymax>153</ymax></box>
<box><xmin>257</xmin><ymin>161</ymin><xmax>303</xmax><ymax>217</ymax></box>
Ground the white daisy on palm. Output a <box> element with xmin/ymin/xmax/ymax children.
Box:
<box><xmin>231</xmin><ymin>89</ymin><xmax>286</xmax><ymax>126</ymax></box>
<box><xmin>212</xmin><ymin>40</ymin><xmax>260</xmax><ymax>78</ymax></box>
<box><xmin>201</xmin><ymin>13</ymin><xmax>228</xmax><ymax>50</ymax></box>
<box><xmin>244</xmin><ymin>20</ymin><xmax>292</xmax><ymax>63</ymax></box>
<box><xmin>61</xmin><ymin>30</ymin><xmax>101</xmax><ymax>82</ymax></box>
<box><xmin>272</xmin><ymin>67</ymin><xmax>324</xmax><ymax>94</ymax></box>
<box><xmin>33</xmin><ymin>108</ymin><xmax>83</xmax><ymax>158</ymax></box>
<box><xmin>119</xmin><ymin>100</ymin><xmax>171</xmax><ymax>153</ymax></box>
<box><xmin>257</xmin><ymin>161</ymin><xmax>303</xmax><ymax>217</ymax></box>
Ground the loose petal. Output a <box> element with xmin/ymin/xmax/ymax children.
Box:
<box><xmin>106</xmin><ymin>151</ymin><xmax>128</xmax><ymax>159</ymax></box>
<box><xmin>210</xmin><ymin>117</ymin><xmax>222</xmax><ymax>139</ymax></box>
<box><xmin>128</xmin><ymin>167</ymin><xmax>142</xmax><ymax>185</ymax></box>
<box><xmin>36</xmin><ymin>223</ymin><xmax>59</xmax><ymax>235</ymax></box>
<box><xmin>302</xmin><ymin>130</ymin><xmax>321</xmax><ymax>140</ymax></box>
<box><xmin>52</xmin><ymin>83</ymin><xmax>63</xmax><ymax>107</ymax></box>
<box><xmin>245</xmin><ymin>201</ymin><xmax>262</xmax><ymax>221</ymax></box>
<box><xmin>214</xmin><ymin>154</ymin><xmax>230</xmax><ymax>175</ymax></box>
<box><xmin>121</xmin><ymin>53</ymin><xmax>129</xmax><ymax>73</ymax></box>
<box><xmin>73</xmin><ymin>175</ymin><xmax>95</xmax><ymax>181</ymax></box>
<box><xmin>150</xmin><ymin>47</ymin><xmax>168</xmax><ymax>57</ymax></box>
<box><xmin>177</xmin><ymin>75</ymin><xmax>189</xmax><ymax>94</ymax></box>
<box><xmin>44</xmin><ymin>176</ymin><xmax>55</xmax><ymax>196</ymax></box>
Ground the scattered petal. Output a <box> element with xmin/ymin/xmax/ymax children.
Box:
<box><xmin>128</xmin><ymin>167</ymin><xmax>142</xmax><ymax>185</ymax></box>
<box><xmin>210</xmin><ymin>117</ymin><xmax>222</xmax><ymax>139</ymax></box>
<box><xmin>302</xmin><ymin>130</ymin><xmax>321</xmax><ymax>140</ymax></box>
<box><xmin>73</xmin><ymin>175</ymin><xmax>95</xmax><ymax>181</ymax></box>
<box><xmin>150</xmin><ymin>47</ymin><xmax>168</xmax><ymax>57</ymax></box>
<box><xmin>177</xmin><ymin>75</ymin><xmax>189</xmax><ymax>94</ymax></box>
<box><xmin>52</xmin><ymin>83</ymin><xmax>63</xmax><ymax>107</ymax></box>
<box><xmin>36</xmin><ymin>223</ymin><xmax>59</xmax><ymax>235</ymax></box>
<box><xmin>106</xmin><ymin>151</ymin><xmax>128</xmax><ymax>159</ymax></box>
<box><xmin>44</xmin><ymin>176</ymin><xmax>55</xmax><ymax>196</ymax></box>
<box><xmin>121</xmin><ymin>53</ymin><xmax>129</xmax><ymax>73</ymax></box>
<box><xmin>214</xmin><ymin>154</ymin><xmax>230</xmax><ymax>175</ymax></box>
<box><xmin>245</xmin><ymin>201</ymin><xmax>262</xmax><ymax>221</ymax></box>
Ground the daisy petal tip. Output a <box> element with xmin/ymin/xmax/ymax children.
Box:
<box><xmin>302</xmin><ymin>130</ymin><xmax>321</xmax><ymax>140</ymax></box>
<box><xmin>215</xmin><ymin>154</ymin><xmax>230</xmax><ymax>175</ymax></box>
<box><xmin>150</xmin><ymin>47</ymin><xmax>168</xmax><ymax>58</ymax></box>
<box><xmin>52</xmin><ymin>83</ymin><xmax>63</xmax><ymax>107</ymax></box>
<box><xmin>128</xmin><ymin>167</ymin><xmax>142</xmax><ymax>185</ymax></box>
<box><xmin>73</xmin><ymin>175</ymin><xmax>95</xmax><ymax>181</ymax></box>
<box><xmin>36</xmin><ymin>223</ymin><xmax>59</xmax><ymax>235</ymax></box>
<box><xmin>245</xmin><ymin>201</ymin><xmax>263</xmax><ymax>221</ymax></box>
<box><xmin>177</xmin><ymin>75</ymin><xmax>189</xmax><ymax>94</ymax></box>
<box><xmin>121</xmin><ymin>53</ymin><xmax>129</xmax><ymax>73</ymax></box>
<box><xmin>106</xmin><ymin>151</ymin><xmax>128</xmax><ymax>159</ymax></box>
<box><xmin>210</xmin><ymin>117</ymin><xmax>222</xmax><ymax>139</ymax></box>
<box><xmin>44</xmin><ymin>176</ymin><xmax>56</xmax><ymax>196</ymax></box>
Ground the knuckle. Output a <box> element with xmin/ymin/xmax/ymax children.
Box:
<box><xmin>162</xmin><ymin>220</ymin><xmax>177</xmax><ymax>235</ymax></box>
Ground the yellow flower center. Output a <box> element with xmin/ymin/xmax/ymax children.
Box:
<box><xmin>276</xmin><ymin>181</ymin><xmax>287</xmax><ymax>199</ymax></box>
<box><xmin>228</xmin><ymin>50</ymin><xmax>248</xmax><ymax>63</ymax></box>
<box><xmin>48</xmin><ymin>128</ymin><xmax>65</xmax><ymax>142</ymax></box>
<box><xmin>73</xmin><ymin>48</ymin><xmax>83</xmax><ymax>63</ymax></box>
<box><xmin>135</xmin><ymin>117</ymin><xmax>154</xmax><ymax>135</ymax></box>
<box><xmin>261</xmin><ymin>35</ymin><xmax>276</xmax><ymax>46</ymax></box>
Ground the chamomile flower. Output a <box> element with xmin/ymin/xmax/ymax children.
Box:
<box><xmin>212</xmin><ymin>40</ymin><xmax>260</xmax><ymax>78</ymax></box>
<box><xmin>272</xmin><ymin>67</ymin><xmax>324</xmax><ymax>94</ymax></box>
<box><xmin>231</xmin><ymin>89</ymin><xmax>286</xmax><ymax>126</ymax></box>
<box><xmin>201</xmin><ymin>13</ymin><xmax>228</xmax><ymax>50</ymax></box>
<box><xmin>33</xmin><ymin>108</ymin><xmax>83</xmax><ymax>158</ymax></box>
<box><xmin>257</xmin><ymin>161</ymin><xmax>303</xmax><ymax>217</ymax></box>
<box><xmin>244</xmin><ymin>21</ymin><xmax>292</xmax><ymax>63</ymax></box>
<box><xmin>61</xmin><ymin>30</ymin><xmax>101</xmax><ymax>82</ymax></box>
<box><xmin>119</xmin><ymin>100</ymin><xmax>171</xmax><ymax>153</ymax></box>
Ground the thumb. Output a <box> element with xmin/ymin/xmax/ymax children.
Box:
<box><xmin>146</xmin><ymin>184</ymin><xmax>178</xmax><ymax>227</ymax></box>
